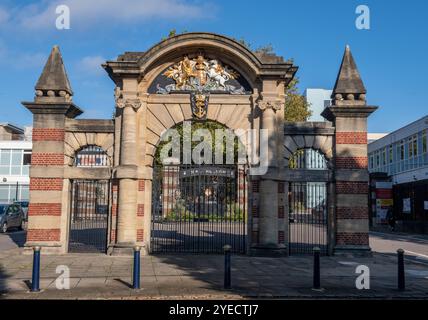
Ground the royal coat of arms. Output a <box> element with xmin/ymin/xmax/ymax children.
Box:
<box><xmin>155</xmin><ymin>55</ymin><xmax>247</xmax><ymax>94</ymax></box>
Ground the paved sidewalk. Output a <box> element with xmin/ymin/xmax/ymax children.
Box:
<box><xmin>1</xmin><ymin>247</ymin><xmax>428</xmax><ymax>299</ymax></box>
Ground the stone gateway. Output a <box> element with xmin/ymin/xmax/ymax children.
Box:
<box><xmin>21</xmin><ymin>33</ymin><xmax>377</xmax><ymax>256</ymax></box>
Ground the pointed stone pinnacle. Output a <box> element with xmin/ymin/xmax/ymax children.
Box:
<box><xmin>35</xmin><ymin>45</ymin><xmax>73</xmax><ymax>95</ymax></box>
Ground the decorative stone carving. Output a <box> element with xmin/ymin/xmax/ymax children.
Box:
<box><xmin>258</xmin><ymin>100</ymin><xmax>283</xmax><ymax>112</ymax></box>
<box><xmin>116</xmin><ymin>98</ymin><xmax>142</xmax><ymax>110</ymax></box>
<box><xmin>153</xmin><ymin>54</ymin><xmax>249</xmax><ymax>94</ymax></box>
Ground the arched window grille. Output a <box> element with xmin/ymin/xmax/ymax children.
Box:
<box><xmin>74</xmin><ymin>145</ymin><xmax>109</xmax><ymax>167</ymax></box>
<box><xmin>289</xmin><ymin>148</ymin><xmax>327</xmax><ymax>170</ymax></box>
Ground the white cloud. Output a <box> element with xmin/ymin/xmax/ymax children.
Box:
<box><xmin>77</xmin><ymin>55</ymin><xmax>106</xmax><ymax>76</ymax></box>
<box><xmin>14</xmin><ymin>0</ymin><xmax>212</xmax><ymax>30</ymax></box>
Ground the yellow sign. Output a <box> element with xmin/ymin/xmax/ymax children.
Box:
<box><xmin>377</xmin><ymin>199</ymin><xmax>393</xmax><ymax>206</ymax></box>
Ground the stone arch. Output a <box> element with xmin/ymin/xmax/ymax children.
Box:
<box><xmin>144</xmin><ymin>100</ymin><xmax>254</xmax><ymax>167</ymax></box>
<box><xmin>64</xmin><ymin>132</ymin><xmax>114</xmax><ymax>166</ymax></box>
<box><xmin>137</xmin><ymin>33</ymin><xmax>264</xmax><ymax>92</ymax></box>
<box><xmin>283</xmin><ymin>134</ymin><xmax>333</xmax><ymax>168</ymax></box>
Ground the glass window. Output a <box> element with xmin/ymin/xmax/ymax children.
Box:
<box><xmin>423</xmin><ymin>130</ymin><xmax>427</xmax><ymax>154</ymax></box>
<box><xmin>10</xmin><ymin>166</ymin><xmax>21</xmax><ymax>175</ymax></box>
<box><xmin>0</xmin><ymin>166</ymin><xmax>9</xmax><ymax>175</ymax></box>
<box><xmin>20</xmin><ymin>185</ymin><xmax>29</xmax><ymax>201</ymax></box>
<box><xmin>22</xmin><ymin>165</ymin><xmax>29</xmax><ymax>176</ymax></box>
<box><xmin>0</xmin><ymin>186</ymin><xmax>9</xmax><ymax>203</ymax></box>
<box><xmin>289</xmin><ymin>148</ymin><xmax>327</xmax><ymax>170</ymax></box>
<box><xmin>389</xmin><ymin>145</ymin><xmax>393</xmax><ymax>163</ymax></box>
<box><xmin>23</xmin><ymin>152</ymin><xmax>31</xmax><ymax>165</ymax></box>
<box><xmin>382</xmin><ymin>148</ymin><xmax>386</xmax><ymax>165</ymax></box>
<box><xmin>400</xmin><ymin>141</ymin><xmax>405</xmax><ymax>160</ymax></box>
<box><xmin>413</xmin><ymin>135</ymin><xmax>418</xmax><ymax>156</ymax></box>
<box><xmin>376</xmin><ymin>152</ymin><xmax>380</xmax><ymax>166</ymax></box>
<box><xmin>0</xmin><ymin>150</ymin><xmax>11</xmax><ymax>165</ymax></box>
<box><xmin>408</xmin><ymin>138</ymin><xmax>413</xmax><ymax>158</ymax></box>
<box><xmin>11</xmin><ymin>150</ymin><xmax>22</xmax><ymax>166</ymax></box>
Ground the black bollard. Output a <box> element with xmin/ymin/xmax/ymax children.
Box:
<box><xmin>133</xmin><ymin>246</ymin><xmax>141</xmax><ymax>289</ymax></box>
<box><xmin>313</xmin><ymin>247</ymin><xmax>321</xmax><ymax>290</ymax></box>
<box><xmin>224</xmin><ymin>245</ymin><xmax>231</xmax><ymax>289</ymax></box>
<box><xmin>31</xmin><ymin>246</ymin><xmax>41</xmax><ymax>292</ymax></box>
<box><xmin>397</xmin><ymin>248</ymin><xmax>405</xmax><ymax>291</ymax></box>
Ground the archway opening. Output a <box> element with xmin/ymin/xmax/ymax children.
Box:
<box><xmin>150</xmin><ymin>121</ymin><xmax>248</xmax><ymax>254</ymax></box>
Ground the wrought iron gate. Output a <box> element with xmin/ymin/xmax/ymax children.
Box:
<box><xmin>151</xmin><ymin>164</ymin><xmax>247</xmax><ymax>254</ymax></box>
<box><xmin>68</xmin><ymin>180</ymin><xmax>110</xmax><ymax>253</ymax></box>
<box><xmin>289</xmin><ymin>182</ymin><xmax>328</xmax><ymax>255</ymax></box>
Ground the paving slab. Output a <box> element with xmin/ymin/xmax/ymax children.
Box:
<box><xmin>1</xmin><ymin>247</ymin><xmax>428</xmax><ymax>299</ymax></box>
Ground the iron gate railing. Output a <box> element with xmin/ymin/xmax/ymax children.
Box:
<box><xmin>151</xmin><ymin>164</ymin><xmax>247</xmax><ymax>254</ymax></box>
<box><xmin>68</xmin><ymin>180</ymin><xmax>110</xmax><ymax>253</ymax></box>
<box><xmin>289</xmin><ymin>182</ymin><xmax>328</xmax><ymax>255</ymax></box>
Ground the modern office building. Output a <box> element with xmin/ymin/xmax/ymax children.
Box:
<box><xmin>0</xmin><ymin>123</ymin><xmax>32</xmax><ymax>204</ymax></box>
<box><xmin>304</xmin><ymin>88</ymin><xmax>332</xmax><ymax>121</ymax></box>
<box><xmin>368</xmin><ymin>115</ymin><xmax>428</xmax><ymax>232</ymax></box>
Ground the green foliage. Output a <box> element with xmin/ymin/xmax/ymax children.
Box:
<box><xmin>231</xmin><ymin>37</ymin><xmax>312</xmax><ymax>122</ymax></box>
<box><xmin>161</xmin><ymin>29</ymin><xmax>189</xmax><ymax>41</ymax></box>
<box><xmin>284</xmin><ymin>77</ymin><xmax>312</xmax><ymax>122</ymax></box>
<box><xmin>154</xmin><ymin>120</ymin><xmax>242</xmax><ymax>165</ymax></box>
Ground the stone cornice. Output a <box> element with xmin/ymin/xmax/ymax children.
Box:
<box><xmin>284</xmin><ymin>122</ymin><xmax>335</xmax><ymax>136</ymax></box>
<box><xmin>321</xmin><ymin>105</ymin><xmax>378</xmax><ymax>121</ymax></box>
<box><xmin>21</xmin><ymin>101</ymin><xmax>83</xmax><ymax>118</ymax></box>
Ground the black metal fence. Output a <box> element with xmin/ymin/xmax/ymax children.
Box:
<box><xmin>68</xmin><ymin>180</ymin><xmax>110</xmax><ymax>253</ymax></box>
<box><xmin>289</xmin><ymin>182</ymin><xmax>328</xmax><ymax>255</ymax></box>
<box><xmin>151</xmin><ymin>164</ymin><xmax>247</xmax><ymax>254</ymax></box>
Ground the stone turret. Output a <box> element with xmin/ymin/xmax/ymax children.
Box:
<box><xmin>22</xmin><ymin>46</ymin><xmax>82</xmax><ymax>254</ymax></box>
<box><xmin>322</xmin><ymin>45</ymin><xmax>377</xmax><ymax>255</ymax></box>
<box><xmin>331</xmin><ymin>45</ymin><xmax>367</xmax><ymax>106</ymax></box>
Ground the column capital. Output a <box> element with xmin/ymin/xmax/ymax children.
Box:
<box><xmin>116</xmin><ymin>98</ymin><xmax>142</xmax><ymax>110</ymax></box>
<box><xmin>258</xmin><ymin>100</ymin><xmax>283</xmax><ymax>112</ymax></box>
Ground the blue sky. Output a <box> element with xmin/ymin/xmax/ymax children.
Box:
<box><xmin>0</xmin><ymin>0</ymin><xmax>427</xmax><ymax>133</ymax></box>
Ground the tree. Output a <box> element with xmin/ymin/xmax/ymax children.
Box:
<box><xmin>284</xmin><ymin>76</ymin><xmax>312</xmax><ymax>122</ymax></box>
<box><xmin>233</xmin><ymin>39</ymin><xmax>312</xmax><ymax>121</ymax></box>
<box><xmin>154</xmin><ymin>120</ymin><xmax>242</xmax><ymax>165</ymax></box>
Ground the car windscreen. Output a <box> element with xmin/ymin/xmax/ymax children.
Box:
<box><xmin>0</xmin><ymin>205</ymin><xmax>6</xmax><ymax>215</ymax></box>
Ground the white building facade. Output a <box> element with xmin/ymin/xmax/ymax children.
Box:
<box><xmin>368</xmin><ymin>115</ymin><xmax>428</xmax><ymax>232</ymax></box>
<box><xmin>0</xmin><ymin>124</ymin><xmax>32</xmax><ymax>204</ymax></box>
<box><xmin>304</xmin><ymin>88</ymin><xmax>332</xmax><ymax>121</ymax></box>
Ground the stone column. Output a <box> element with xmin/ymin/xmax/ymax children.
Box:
<box><xmin>251</xmin><ymin>98</ymin><xmax>286</xmax><ymax>256</ymax></box>
<box><xmin>114</xmin><ymin>98</ymin><xmax>141</xmax><ymax>253</ymax></box>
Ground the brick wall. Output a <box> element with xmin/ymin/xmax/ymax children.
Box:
<box><xmin>28</xmin><ymin>203</ymin><xmax>62</xmax><ymax>216</ymax></box>
<box><xmin>30</xmin><ymin>178</ymin><xmax>63</xmax><ymax>191</ymax></box>
<box><xmin>336</xmin><ymin>232</ymin><xmax>369</xmax><ymax>246</ymax></box>
<box><xmin>336</xmin><ymin>132</ymin><xmax>367</xmax><ymax>144</ymax></box>
<box><xmin>137</xmin><ymin>204</ymin><xmax>144</xmax><ymax>217</ymax></box>
<box><xmin>336</xmin><ymin>207</ymin><xmax>368</xmax><ymax>219</ymax></box>
<box><xmin>32</xmin><ymin>128</ymin><xmax>65</xmax><ymax>141</ymax></box>
<box><xmin>278</xmin><ymin>230</ymin><xmax>285</xmax><ymax>244</ymax></box>
<box><xmin>31</xmin><ymin>153</ymin><xmax>64</xmax><ymax>165</ymax></box>
<box><xmin>336</xmin><ymin>181</ymin><xmax>368</xmax><ymax>194</ymax></box>
<box><xmin>335</xmin><ymin>157</ymin><xmax>368</xmax><ymax>169</ymax></box>
<box><xmin>137</xmin><ymin>229</ymin><xmax>144</xmax><ymax>242</ymax></box>
<box><xmin>27</xmin><ymin>229</ymin><xmax>60</xmax><ymax>241</ymax></box>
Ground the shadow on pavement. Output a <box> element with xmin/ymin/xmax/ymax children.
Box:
<box><xmin>4</xmin><ymin>230</ymin><xmax>27</xmax><ymax>248</ymax></box>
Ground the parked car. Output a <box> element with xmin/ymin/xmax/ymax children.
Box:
<box><xmin>0</xmin><ymin>204</ymin><xmax>25</xmax><ymax>233</ymax></box>
<box><xmin>14</xmin><ymin>201</ymin><xmax>29</xmax><ymax>221</ymax></box>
